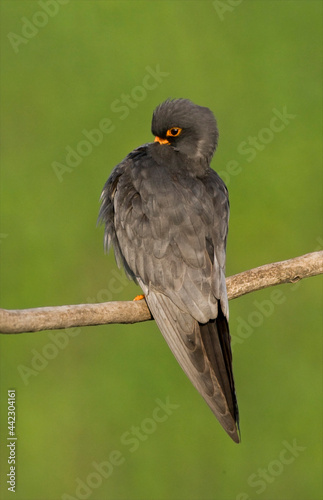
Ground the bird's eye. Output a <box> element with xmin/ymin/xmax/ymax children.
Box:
<box><xmin>166</xmin><ymin>127</ymin><xmax>182</xmax><ymax>137</ymax></box>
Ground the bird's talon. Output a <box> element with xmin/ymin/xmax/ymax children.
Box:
<box><xmin>133</xmin><ymin>294</ymin><xmax>145</xmax><ymax>301</ymax></box>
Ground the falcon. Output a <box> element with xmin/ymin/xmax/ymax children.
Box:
<box><xmin>98</xmin><ymin>98</ymin><xmax>240</xmax><ymax>443</ymax></box>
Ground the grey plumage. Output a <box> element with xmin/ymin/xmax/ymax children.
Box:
<box><xmin>99</xmin><ymin>99</ymin><xmax>240</xmax><ymax>443</ymax></box>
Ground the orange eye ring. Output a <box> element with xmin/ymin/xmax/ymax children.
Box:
<box><xmin>166</xmin><ymin>127</ymin><xmax>182</xmax><ymax>138</ymax></box>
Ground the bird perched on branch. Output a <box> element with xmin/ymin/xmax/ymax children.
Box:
<box><xmin>99</xmin><ymin>98</ymin><xmax>240</xmax><ymax>443</ymax></box>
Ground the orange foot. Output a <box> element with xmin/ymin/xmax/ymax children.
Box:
<box><xmin>133</xmin><ymin>294</ymin><xmax>145</xmax><ymax>301</ymax></box>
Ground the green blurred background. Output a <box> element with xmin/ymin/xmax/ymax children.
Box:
<box><xmin>0</xmin><ymin>1</ymin><xmax>322</xmax><ymax>499</ymax></box>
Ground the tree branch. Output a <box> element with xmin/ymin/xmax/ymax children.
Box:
<box><xmin>1</xmin><ymin>251</ymin><xmax>322</xmax><ymax>334</ymax></box>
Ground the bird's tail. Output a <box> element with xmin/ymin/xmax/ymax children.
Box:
<box><xmin>145</xmin><ymin>291</ymin><xmax>240</xmax><ymax>443</ymax></box>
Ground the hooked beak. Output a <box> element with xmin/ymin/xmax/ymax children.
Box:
<box><xmin>154</xmin><ymin>136</ymin><xmax>170</xmax><ymax>145</ymax></box>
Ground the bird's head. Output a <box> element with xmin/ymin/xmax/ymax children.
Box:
<box><xmin>151</xmin><ymin>98</ymin><xmax>219</xmax><ymax>163</ymax></box>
